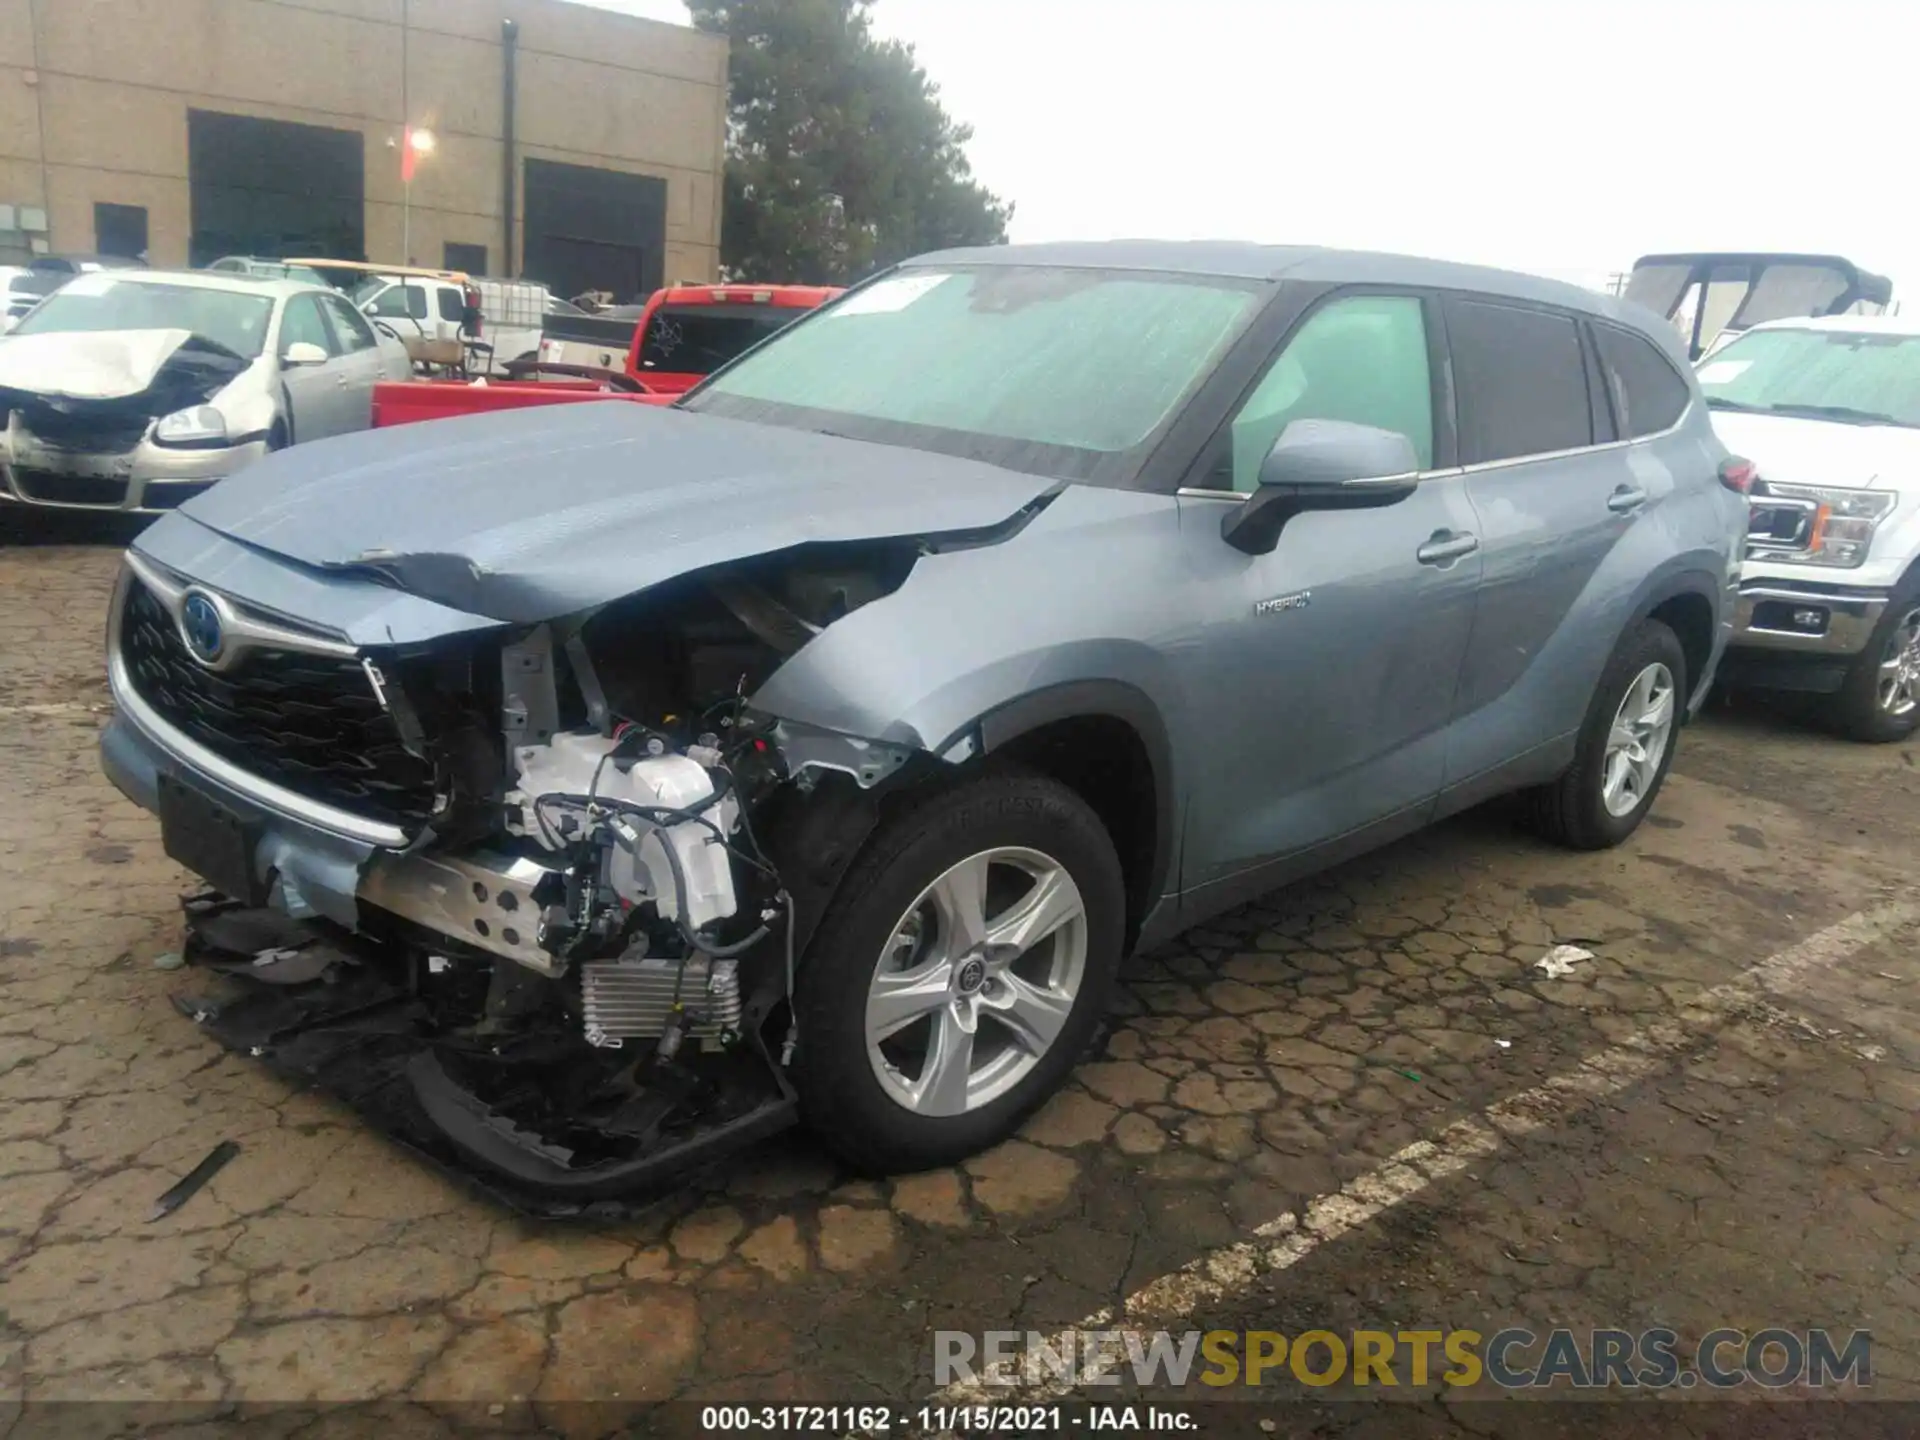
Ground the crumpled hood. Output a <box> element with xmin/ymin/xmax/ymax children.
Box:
<box><xmin>175</xmin><ymin>400</ymin><xmax>1059</xmax><ymax>622</ymax></box>
<box><xmin>1710</xmin><ymin>409</ymin><xmax>1920</xmax><ymax>491</ymax></box>
<box><xmin>0</xmin><ymin>327</ymin><xmax>196</xmax><ymax>401</ymax></box>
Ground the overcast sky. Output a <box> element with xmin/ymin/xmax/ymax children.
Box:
<box><xmin>572</xmin><ymin>0</ymin><xmax>1920</xmax><ymax>297</ymax></box>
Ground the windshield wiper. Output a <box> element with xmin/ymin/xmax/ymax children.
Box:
<box><xmin>1704</xmin><ymin>397</ymin><xmax>1769</xmax><ymax>414</ymax></box>
<box><xmin>1757</xmin><ymin>402</ymin><xmax>1912</xmax><ymax>429</ymax></box>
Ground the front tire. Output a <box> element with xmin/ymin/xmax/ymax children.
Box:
<box><xmin>792</xmin><ymin>770</ymin><xmax>1125</xmax><ymax>1174</ymax></box>
<box><xmin>1531</xmin><ymin>618</ymin><xmax>1687</xmax><ymax>850</ymax></box>
<box><xmin>1832</xmin><ymin>595</ymin><xmax>1920</xmax><ymax>743</ymax></box>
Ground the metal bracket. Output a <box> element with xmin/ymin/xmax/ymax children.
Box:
<box><xmin>500</xmin><ymin>625</ymin><xmax>560</xmax><ymax>754</ymax></box>
<box><xmin>764</xmin><ymin>717</ymin><xmax>915</xmax><ymax>791</ymax></box>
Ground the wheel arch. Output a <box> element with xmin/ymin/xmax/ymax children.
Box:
<box><xmin>945</xmin><ymin>679</ymin><xmax>1177</xmax><ymax>951</ymax></box>
<box><xmin>1624</xmin><ymin>563</ymin><xmax>1725</xmax><ymax>710</ymax></box>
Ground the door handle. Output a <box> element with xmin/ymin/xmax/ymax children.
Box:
<box><xmin>1607</xmin><ymin>485</ymin><xmax>1649</xmax><ymax>513</ymax></box>
<box><xmin>1416</xmin><ymin>531</ymin><xmax>1480</xmax><ymax>565</ymax></box>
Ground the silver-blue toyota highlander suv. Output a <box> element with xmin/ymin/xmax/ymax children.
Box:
<box><xmin>100</xmin><ymin>243</ymin><xmax>1749</xmax><ymax>1207</ymax></box>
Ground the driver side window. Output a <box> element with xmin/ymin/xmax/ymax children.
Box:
<box><xmin>1224</xmin><ymin>295</ymin><xmax>1434</xmax><ymax>492</ymax></box>
<box><xmin>279</xmin><ymin>295</ymin><xmax>335</xmax><ymax>357</ymax></box>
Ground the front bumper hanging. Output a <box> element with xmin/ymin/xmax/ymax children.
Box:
<box><xmin>171</xmin><ymin>895</ymin><xmax>799</xmax><ymax>1219</ymax></box>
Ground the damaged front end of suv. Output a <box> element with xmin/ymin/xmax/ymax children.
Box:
<box><xmin>100</xmin><ymin>400</ymin><xmax>1100</xmax><ymax>1214</ymax></box>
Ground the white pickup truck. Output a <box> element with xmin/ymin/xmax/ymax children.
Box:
<box><xmin>1702</xmin><ymin>315</ymin><xmax>1920</xmax><ymax>741</ymax></box>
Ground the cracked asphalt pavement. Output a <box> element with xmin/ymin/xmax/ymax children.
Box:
<box><xmin>1</xmin><ymin>528</ymin><xmax>1916</xmax><ymax>1432</ymax></box>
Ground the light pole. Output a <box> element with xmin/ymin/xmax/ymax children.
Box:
<box><xmin>400</xmin><ymin>126</ymin><xmax>436</xmax><ymax>265</ymax></box>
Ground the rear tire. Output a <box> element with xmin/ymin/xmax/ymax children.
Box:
<box><xmin>1831</xmin><ymin>594</ymin><xmax>1920</xmax><ymax>743</ymax></box>
<box><xmin>1530</xmin><ymin>618</ymin><xmax>1687</xmax><ymax>850</ymax></box>
<box><xmin>792</xmin><ymin>770</ymin><xmax>1124</xmax><ymax>1174</ymax></box>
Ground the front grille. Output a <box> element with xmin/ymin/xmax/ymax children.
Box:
<box><xmin>21</xmin><ymin>414</ymin><xmax>151</xmax><ymax>453</ymax></box>
<box><xmin>121</xmin><ymin>579</ymin><xmax>437</xmax><ymax>831</ymax></box>
<box><xmin>11</xmin><ymin>468</ymin><xmax>127</xmax><ymax>506</ymax></box>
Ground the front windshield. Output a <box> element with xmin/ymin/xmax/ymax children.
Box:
<box><xmin>12</xmin><ymin>276</ymin><xmax>275</xmax><ymax>359</ymax></box>
<box><xmin>685</xmin><ymin>265</ymin><xmax>1265</xmax><ymax>482</ymax></box>
<box><xmin>1699</xmin><ymin>327</ymin><xmax>1920</xmax><ymax>429</ymax></box>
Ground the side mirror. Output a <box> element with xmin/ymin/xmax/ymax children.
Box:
<box><xmin>282</xmin><ymin>341</ymin><xmax>328</xmax><ymax>367</ymax></box>
<box><xmin>1221</xmin><ymin>419</ymin><xmax>1422</xmax><ymax>556</ymax></box>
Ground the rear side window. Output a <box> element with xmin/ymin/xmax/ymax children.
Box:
<box><xmin>437</xmin><ymin>288</ymin><xmax>464</xmax><ymax>323</ymax></box>
<box><xmin>1447</xmin><ymin>299</ymin><xmax>1592</xmax><ymax>463</ymax></box>
<box><xmin>1593</xmin><ymin>324</ymin><xmax>1690</xmax><ymax>437</ymax></box>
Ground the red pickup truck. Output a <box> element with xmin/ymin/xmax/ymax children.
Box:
<box><xmin>371</xmin><ymin>282</ymin><xmax>841</xmax><ymax>429</ymax></box>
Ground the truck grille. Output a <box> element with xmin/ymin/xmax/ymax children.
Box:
<box><xmin>120</xmin><ymin>579</ymin><xmax>438</xmax><ymax>831</ymax></box>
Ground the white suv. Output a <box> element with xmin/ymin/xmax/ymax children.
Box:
<box><xmin>1704</xmin><ymin>315</ymin><xmax>1920</xmax><ymax>740</ymax></box>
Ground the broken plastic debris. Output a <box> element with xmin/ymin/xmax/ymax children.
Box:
<box><xmin>1534</xmin><ymin>944</ymin><xmax>1594</xmax><ymax>979</ymax></box>
<box><xmin>148</xmin><ymin>1139</ymin><xmax>240</xmax><ymax>1222</ymax></box>
<box><xmin>151</xmin><ymin>951</ymin><xmax>185</xmax><ymax>971</ymax></box>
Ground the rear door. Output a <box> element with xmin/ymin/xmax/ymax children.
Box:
<box><xmin>1443</xmin><ymin>295</ymin><xmax>1674</xmax><ymax>790</ymax></box>
<box><xmin>316</xmin><ymin>292</ymin><xmax>390</xmax><ymax>432</ymax></box>
<box><xmin>1177</xmin><ymin>290</ymin><xmax>1483</xmax><ymax>896</ymax></box>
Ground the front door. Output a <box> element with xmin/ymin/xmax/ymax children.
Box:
<box><xmin>1177</xmin><ymin>291</ymin><xmax>1483</xmax><ymax>901</ymax></box>
<box><xmin>276</xmin><ymin>292</ymin><xmax>352</xmax><ymax>442</ymax></box>
<box><xmin>316</xmin><ymin>292</ymin><xmax>390</xmax><ymax>433</ymax></box>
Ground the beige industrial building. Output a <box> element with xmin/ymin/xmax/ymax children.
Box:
<box><xmin>0</xmin><ymin>0</ymin><xmax>727</xmax><ymax>297</ymax></box>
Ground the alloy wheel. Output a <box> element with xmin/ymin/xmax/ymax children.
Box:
<box><xmin>1877</xmin><ymin>605</ymin><xmax>1920</xmax><ymax>718</ymax></box>
<box><xmin>865</xmin><ymin>846</ymin><xmax>1089</xmax><ymax>1117</ymax></box>
<box><xmin>1601</xmin><ymin>661</ymin><xmax>1676</xmax><ymax>818</ymax></box>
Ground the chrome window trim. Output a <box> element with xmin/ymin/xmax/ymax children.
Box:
<box><xmin>1455</xmin><ymin>399</ymin><xmax>1694</xmax><ymax>475</ymax></box>
<box><xmin>1178</xmin><ymin>465</ymin><xmax>1464</xmax><ymax>502</ymax></box>
<box><xmin>1178</xmin><ymin>401</ymin><xmax>1694</xmax><ymax>503</ymax></box>
<box><xmin>109</xmin><ymin>561</ymin><xmax>411</xmax><ymax>849</ymax></box>
<box><xmin>124</xmin><ymin>548</ymin><xmax>358</xmax><ymax>668</ymax></box>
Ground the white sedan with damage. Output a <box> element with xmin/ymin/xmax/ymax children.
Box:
<box><xmin>0</xmin><ymin>268</ymin><xmax>411</xmax><ymax>515</ymax></box>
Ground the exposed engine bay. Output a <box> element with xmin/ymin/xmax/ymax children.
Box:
<box><xmin>167</xmin><ymin>543</ymin><xmax>926</xmax><ymax>1215</ymax></box>
<box><xmin>0</xmin><ymin>329</ymin><xmax>249</xmax><ymax>445</ymax></box>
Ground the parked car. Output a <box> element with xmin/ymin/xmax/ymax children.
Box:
<box><xmin>0</xmin><ymin>265</ymin><xmax>42</xmax><ymax>324</ymax></box>
<box><xmin>1704</xmin><ymin>315</ymin><xmax>1920</xmax><ymax>740</ymax></box>
<box><xmin>1625</xmin><ymin>252</ymin><xmax>1893</xmax><ymax>361</ymax></box>
<box><xmin>372</xmin><ymin>282</ymin><xmax>842</xmax><ymax>430</ymax></box>
<box><xmin>534</xmin><ymin>297</ymin><xmax>648</xmax><ymax>372</ymax></box>
<box><xmin>624</xmin><ymin>282</ymin><xmax>842</xmax><ymax>395</ymax></box>
<box><xmin>0</xmin><ymin>268</ymin><xmax>410</xmax><ymax>514</ymax></box>
<box><xmin>99</xmin><ymin>243</ymin><xmax>1745</xmax><ymax>1205</ymax></box>
<box><xmin>2</xmin><ymin>252</ymin><xmax>147</xmax><ymax>325</ymax></box>
<box><xmin>205</xmin><ymin>255</ymin><xmax>331</xmax><ymax>286</ymax></box>
<box><xmin>300</xmin><ymin>260</ymin><xmax>548</xmax><ymax>375</ymax></box>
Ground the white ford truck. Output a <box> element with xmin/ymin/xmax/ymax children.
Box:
<box><xmin>1701</xmin><ymin>315</ymin><xmax>1920</xmax><ymax>741</ymax></box>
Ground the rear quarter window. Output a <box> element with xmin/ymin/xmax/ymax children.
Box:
<box><xmin>1593</xmin><ymin>324</ymin><xmax>1690</xmax><ymax>437</ymax></box>
<box><xmin>1446</xmin><ymin>298</ymin><xmax>1594</xmax><ymax>464</ymax></box>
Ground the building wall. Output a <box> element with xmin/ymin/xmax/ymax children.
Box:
<box><xmin>0</xmin><ymin>0</ymin><xmax>726</xmax><ymax>284</ymax></box>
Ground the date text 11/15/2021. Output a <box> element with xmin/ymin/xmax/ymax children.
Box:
<box><xmin>699</xmin><ymin>1405</ymin><xmax>1194</xmax><ymax>1432</ymax></box>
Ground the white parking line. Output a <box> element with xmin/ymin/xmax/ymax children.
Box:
<box><xmin>0</xmin><ymin>702</ymin><xmax>105</xmax><ymax>717</ymax></box>
<box><xmin>932</xmin><ymin>897</ymin><xmax>1919</xmax><ymax>1406</ymax></box>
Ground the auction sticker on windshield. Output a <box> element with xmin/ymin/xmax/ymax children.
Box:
<box><xmin>826</xmin><ymin>272</ymin><xmax>949</xmax><ymax>317</ymax></box>
<box><xmin>60</xmin><ymin>272</ymin><xmax>121</xmax><ymax>297</ymax></box>
<box><xmin>1696</xmin><ymin>359</ymin><xmax>1752</xmax><ymax>384</ymax></box>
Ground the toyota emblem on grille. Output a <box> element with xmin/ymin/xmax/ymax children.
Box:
<box><xmin>180</xmin><ymin>591</ymin><xmax>225</xmax><ymax>666</ymax></box>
